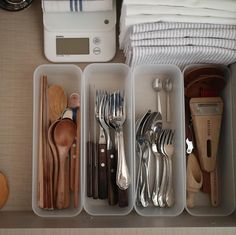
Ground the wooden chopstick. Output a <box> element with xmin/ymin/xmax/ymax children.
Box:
<box><xmin>38</xmin><ymin>76</ymin><xmax>45</xmax><ymax>208</ymax></box>
<box><xmin>74</xmin><ymin>107</ymin><xmax>80</xmax><ymax>208</ymax></box>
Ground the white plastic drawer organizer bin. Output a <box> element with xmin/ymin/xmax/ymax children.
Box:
<box><xmin>32</xmin><ymin>63</ymin><xmax>234</xmax><ymax>217</ymax></box>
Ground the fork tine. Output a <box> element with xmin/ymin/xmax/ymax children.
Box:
<box><xmin>166</xmin><ymin>129</ymin><xmax>171</xmax><ymax>144</ymax></box>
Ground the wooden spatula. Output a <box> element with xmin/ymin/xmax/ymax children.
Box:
<box><xmin>190</xmin><ymin>97</ymin><xmax>223</xmax><ymax>172</ymax></box>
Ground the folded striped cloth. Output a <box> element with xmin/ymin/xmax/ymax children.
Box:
<box><xmin>42</xmin><ymin>0</ymin><xmax>113</xmax><ymax>12</ymax></box>
<box><xmin>124</xmin><ymin>38</ymin><xmax>236</xmax><ymax>55</ymax></box>
<box><xmin>127</xmin><ymin>46</ymin><xmax>236</xmax><ymax>69</ymax></box>
<box><xmin>122</xmin><ymin>0</ymin><xmax>236</xmax><ymax>12</ymax></box>
<box><xmin>123</xmin><ymin>4</ymin><xmax>236</xmax><ymax>18</ymax></box>
<box><xmin>120</xmin><ymin>14</ymin><xmax>236</xmax><ymax>44</ymax></box>
<box><xmin>131</xmin><ymin>22</ymin><xmax>236</xmax><ymax>34</ymax></box>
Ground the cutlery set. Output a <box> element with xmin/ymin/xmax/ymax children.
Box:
<box><xmin>185</xmin><ymin>65</ymin><xmax>226</xmax><ymax>208</ymax></box>
<box><xmin>38</xmin><ymin>76</ymin><xmax>80</xmax><ymax>210</ymax></box>
<box><xmin>34</xmin><ymin>64</ymin><xmax>230</xmax><ymax>215</ymax></box>
<box><xmin>87</xmin><ymin>90</ymin><xmax>130</xmax><ymax>207</ymax></box>
<box><xmin>136</xmin><ymin>77</ymin><xmax>175</xmax><ymax>208</ymax></box>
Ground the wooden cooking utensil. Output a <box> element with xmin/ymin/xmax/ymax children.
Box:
<box><xmin>44</xmin><ymin>76</ymin><xmax>54</xmax><ymax>210</ymax></box>
<box><xmin>38</xmin><ymin>75</ymin><xmax>45</xmax><ymax>208</ymax></box>
<box><xmin>0</xmin><ymin>172</ymin><xmax>9</xmax><ymax>209</ymax></box>
<box><xmin>47</xmin><ymin>84</ymin><xmax>67</xmax><ymax>208</ymax></box>
<box><xmin>187</xmin><ymin>153</ymin><xmax>203</xmax><ymax>208</ymax></box>
<box><xmin>190</xmin><ymin>97</ymin><xmax>223</xmax><ymax>172</ymax></box>
<box><xmin>61</xmin><ymin>108</ymin><xmax>74</xmax><ymax>209</ymax></box>
<box><xmin>54</xmin><ymin>119</ymin><xmax>76</xmax><ymax>209</ymax></box>
<box><xmin>68</xmin><ymin>93</ymin><xmax>81</xmax><ymax>208</ymax></box>
<box><xmin>185</xmin><ymin>75</ymin><xmax>225</xmax><ymax>98</ymax></box>
<box><xmin>210</xmin><ymin>167</ymin><xmax>219</xmax><ymax>207</ymax></box>
<box><xmin>184</xmin><ymin>65</ymin><xmax>225</xmax><ymax>85</ymax></box>
<box><xmin>48</xmin><ymin>119</ymin><xmax>60</xmax><ymax>203</ymax></box>
<box><xmin>48</xmin><ymin>85</ymin><xmax>67</xmax><ymax>123</ymax></box>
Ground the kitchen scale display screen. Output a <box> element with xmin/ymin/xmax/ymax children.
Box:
<box><xmin>56</xmin><ymin>38</ymin><xmax>89</xmax><ymax>55</ymax></box>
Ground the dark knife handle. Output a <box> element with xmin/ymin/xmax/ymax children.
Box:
<box><xmin>118</xmin><ymin>189</ymin><xmax>129</xmax><ymax>207</ymax></box>
<box><xmin>114</xmin><ymin>148</ymin><xmax>129</xmax><ymax>207</ymax></box>
<box><xmin>107</xmin><ymin>149</ymin><xmax>118</xmax><ymax>205</ymax></box>
<box><xmin>92</xmin><ymin>143</ymin><xmax>99</xmax><ymax>199</ymax></box>
<box><xmin>98</xmin><ymin>143</ymin><xmax>108</xmax><ymax>199</ymax></box>
<box><xmin>87</xmin><ymin>141</ymin><xmax>93</xmax><ymax>197</ymax></box>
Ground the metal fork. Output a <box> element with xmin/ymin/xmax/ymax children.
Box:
<box><xmin>163</xmin><ymin>129</ymin><xmax>175</xmax><ymax>208</ymax></box>
<box><xmin>109</xmin><ymin>91</ymin><xmax>130</xmax><ymax>190</ymax></box>
<box><xmin>157</xmin><ymin>129</ymin><xmax>169</xmax><ymax>207</ymax></box>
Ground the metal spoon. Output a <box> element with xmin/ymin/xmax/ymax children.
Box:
<box><xmin>163</xmin><ymin>78</ymin><xmax>173</xmax><ymax>123</ymax></box>
<box><xmin>152</xmin><ymin>78</ymin><xmax>162</xmax><ymax>114</ymax></box>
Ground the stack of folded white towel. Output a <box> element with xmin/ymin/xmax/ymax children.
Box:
<box><xmin>120</xmin><ymin>0</ymin><xmax>236</xmax><ymax>68</ymax></box>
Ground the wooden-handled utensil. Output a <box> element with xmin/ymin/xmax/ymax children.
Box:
<box><xmin>187</xmin><ymin>153</ymin><xmax>203</xmax><ymax>208</ymax></box>
<box><xmin>190</xmin><ymin>97</ymin><xmax>223</xmax><ymax>172</ymax></box>
<box><xmin>68</xmin><ymin>93</ymin><xmax>81</xmax><ymax>208</ymax></box>
<box><xmin>48</xmin><ymin>84</ymin><xmax>67</xmax><ymax>208</ymax></box>
<box><xmin>54</xmin><ymin>119</ymin><xmax>76</xmax><ymax>209</ymax></box>
<box><xmin>38</xmin><ymin>75</ymin><xmax>45</xmax><ymax>208</ymax></box>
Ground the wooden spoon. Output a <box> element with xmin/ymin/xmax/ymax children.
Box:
<box><xmin>47</xmin><ymin>84</ymin><xmax>67</xmax><ymax>207</ymax></box>
<box><xmin>0</xmin><ymin>172</ymin><xmax>9</xmax><ymax>209</ymax></box>
<box><xmin>54</xmin><ymin>119</ymin><xmax>76</xmax><ymax>209</ymax></box>
<box><xmin>48</xmin><ymin>85</ymin><xmax>67</xmax><ymax>123</ymax></box>
<box><xmin>48</xmin><ymin>119</ymin><xmax>60</xmax><ymax>204</ymax></box>
<box><xmin>68</xmin><ymin>93</ymin><xmax>80</xmax><ymax>208</ymax></box>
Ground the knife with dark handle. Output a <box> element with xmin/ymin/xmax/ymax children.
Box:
<box><xmin>114</xmin><ymin>148</ymin><xmax>128</xmax><ymax>207</ymax></box>
<box><xmin>87</xmin><ymin>141</ymin><xmax>93</xmax><ymax>197</ymax></box>
<box><xmin>107</xmin><ymin>148</ymin><xmax>118</xmax><ymax>205</ymax></box>
<box><xmin>98</xmin><ymin>143</ymin><xmax>108</xmax><ymax>199</ymax></box>
<box><xmin>92</xmin><ymin>143</ymin><xmax>99</xmax><ymax>199</ymax></box>
<box><xmin>118</xmin><ymin>189</ymin><xmax>129</xmax><ymax>207</ymax></box>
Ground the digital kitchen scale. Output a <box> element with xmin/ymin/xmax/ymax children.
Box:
<box><xmin>43</xmin><ymin>0</ymin><xmax>116</xmax><ymax>62</ymax></box>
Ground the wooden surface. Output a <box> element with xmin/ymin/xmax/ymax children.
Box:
<box><xmin>0</xmin><ymin>0</ymin><xmax>236</xmax><ymax>234</ymax></box>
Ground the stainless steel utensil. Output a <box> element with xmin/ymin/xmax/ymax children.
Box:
<box><xmin>163</xmin><ymin>78</ymin><xmax>173</xmax><ymax>123</ymax></box>
<box><xmin>109</xmin><ymin>91</ymin><xmax>130</xmax><ymax>190</ymax></box>
<box><xmin>152</xmin><ymin>78</ymin><xmax>162</xmax><ymax>114</ymax></box>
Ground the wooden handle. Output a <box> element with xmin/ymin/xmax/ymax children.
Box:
<box><xmin>98</xmin><ymin>143</ymin><xmax>108</xmax><ymax>199</ymax></box>
<box><xmin>74</xmin><ymin>108</ymin><xmax>80</xmax><ymax>208</ymax></box>
<box><xmin>47</xmin><ymin>144</ymin><xmax>54</xmax><ymax>209</ymax></box>
<box><xmin>70</xmin><ymin>143</ymin><xmax>76</xmax><ymax>192</ymax></box>
<box><xmin>118</xmin><ymin>189</ymin><xmax>129</xmax><ymax>207</ymax></box>
<box><xmin>187</xmin><ymin>191</ymin><xmax>196</xmax><ymax>208</ymax></box>
<box><xmin>64</xmin><ymin>157</ymin><xmax>70</xmax><ymax>208</ymax></box>
<box><xmin>202</xmin><ymin>171</ymin><xmax>211</xmax><ymax>194</ymax></box>
<box><xmin>92</xmin><ymin>143</ymin><xmax>99</xmax><ymax>199</ymax></box>
<box><xmin>87</xmin><ymin>141</ymin><xmax>93</xmax><ymax>197</ymax></box>
<box><xmin>107</xmin><ymin>149</ymin><xmax>118</xmax><ymax>205</ymax></box>
<box><xmin>38</xmin><ymin>76</ymin><xmax>44</xmax><ymax>208</ymax></box>
<box><xmin>210</xmin><ymin>167</ymin><xmax>219</xmax><ymax>207</ymax></box>
<box><xmin>57</xmin><ymin>157</ymin><xmax>66</xmax><ymax>209</ymax></box>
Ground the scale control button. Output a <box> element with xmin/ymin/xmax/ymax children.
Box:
<box><xmin>93</xmin><ymin>47</ymin><xmax>101</xmax><ymax>55</ymax></box>
<box><xmin>93</xmin><ymin>37</ymin><xmax>101</xmax><ymax>45</ymax></box>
